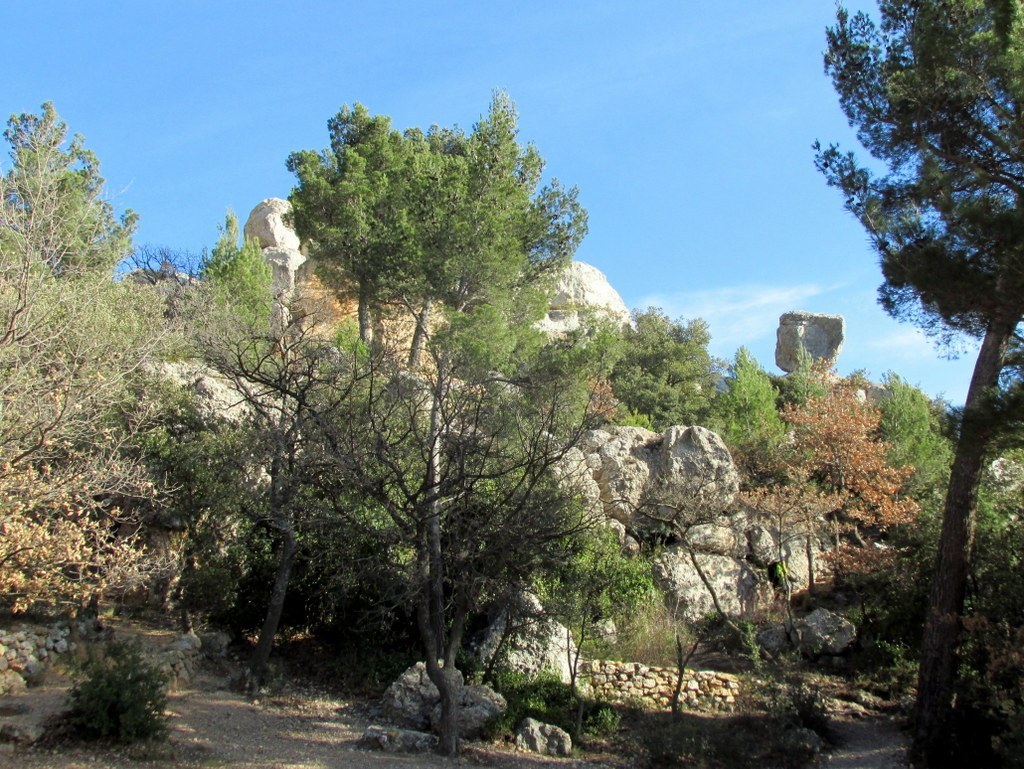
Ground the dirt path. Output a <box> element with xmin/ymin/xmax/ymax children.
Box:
<box><xmin>6</xmin><ymin>671</ymin><xmax>619</xmax><ymax>769</ymax></box>
<box><xmin>818</xmin><ymin>708</ymin><xmax>908</xmax><ymax>769</ymax></box>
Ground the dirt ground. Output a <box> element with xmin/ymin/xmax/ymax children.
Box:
<box><xmin>3</xmin><ymin>666</ymin><xmax>626</xmax><ymax>769</ymax></box>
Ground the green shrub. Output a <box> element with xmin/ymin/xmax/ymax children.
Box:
<box><xmin>67</xmin><ymin>640</ymin><xmax>168</xmax><ymax>743</ymax></box>
<box><xmin>488</xmin><ymin>670</ymin><xmax>619</xmax><ymax>740</ymax></box>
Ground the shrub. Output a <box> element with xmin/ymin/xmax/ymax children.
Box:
<box><xmin>67</xmin><ymin>640</ymin><xmax>168</xmax><ymax>743</ymax></box>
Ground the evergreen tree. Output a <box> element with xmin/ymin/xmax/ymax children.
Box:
<box><xmin>200</xmin><ymin>210</ymin><xmax>272</xmax><ymax>325</ymax></box>
<box><xmin>285</xmin><ymin>93</ymin><xmax>590</xmax><ymax>755</ymax></box>
<box><xmin>610</xmin><ymin>308</ymin><xmax>718</xmax><ymax>430</ymax></box>
<box><xmin>0</xmin><ymin>104</ymin><xmax>164</xmax><ymax>610</ymax></box>
<box><xmin>711</xmin><ymin>347</ymin><xmax>785</xmax><ymax>476</ymax></box>
<box><xmin>817</xmin><ymin>2</ymin><xmax>1024</xmax><ymax>761</ymax></box>
<box><xmin>878</xmin><ymin>374</ymin><xmax>954</xmax><ymax>503</ymax></box>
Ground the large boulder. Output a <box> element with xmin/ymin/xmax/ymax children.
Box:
<box><xmin>244</xmin><ymin>198</ymin><xmax>301</xmax><ymax>250</ymax></box>
<box><xmin>358</xmin><ymin>725</ymin><xmax>436</xmax><ymax>753</ymax></box>
<box><xmin>537</xmin><ymin>261</ymin><xmax>632</xmax><ymax>335</ymax></box>
<box><xmin>775</xmin><ymin>311</ymin><xmax>845</xmax><ymax>373</ymax></box>
<box><xmin>579</xmin><ymin>425</ymin><xmax>739</xmax><ymax>528</ymax></box>
<box><xmin>515</xmin><ymin>718</ymin><xmax>572</xmax><ymax>757</ymax></box>
<box><xmin>475</xmin><ymin>592</ymin><xmax>576</xmax><ymax>684</ymax></box>
<box><xmin>381</xmin><ymin>662</ymin><xmax>461</xmax><ymax>731</ymax></box>
<box><xmin>262</xmin><ymin>246</ymin><xmax>308</xmax><ymax>300</ymax></box>
<box><xmin>757</xmin><ymin>608</ymin><xmax>857</xmax><ymax>657</ymax></box>
<box><xmin>429</xmin><ymin>684</ymin><xmax>506</xmax><ymax>739</ymax></box>
<box><xmin>381</xmin><ymin>663</ymin><xmax>505</xmax><ymax>739</ymax></box>
<box><xmin>154</xmin><ymin>361</ymin><xmax>249</xmax><ymax>423</ymax></box>
<box><xmin>794</xmin><ymin>608</ymin><xmax>857</xmax><ymax>656</ymax></box>
<box><xmin>654</xmin><ymin>548</ymin><xmax>761</xmax><ymax>621</ymax></box>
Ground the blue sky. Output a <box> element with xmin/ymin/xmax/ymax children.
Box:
<box><xmin>5</xmin><ymin>1</ymin><xmax>978</xmax><ymax>403</ymax></box>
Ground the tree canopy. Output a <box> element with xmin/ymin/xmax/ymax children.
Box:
<box><xmin>817</xmin><ymin>2</ymin><xmax>1024</xmax><ymax>762</ymax></box>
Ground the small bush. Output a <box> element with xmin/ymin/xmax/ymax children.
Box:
<box><xmin>67</xmin><ymin>639</ymin><xmax>168</xmax><ymax>743</ymax></box>
<box><xmin>488</xmin><ymin>670</ymin><xmax>619</xmax><ymax>740</ymax></box>
<box><xmin>755</xmin><ymin>674</ymin><xmax>830</xmax><ymax>737</ymax></box>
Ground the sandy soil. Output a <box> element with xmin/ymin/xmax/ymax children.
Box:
<box><xmin>817</xmin><ymin>699</ymin><xmax>909</xmax><ymax>769</ymax></box>
<box><xmin>4</xmin><ymin>668</ymin><xmax>623</xmax><ymax>769</ymax></box>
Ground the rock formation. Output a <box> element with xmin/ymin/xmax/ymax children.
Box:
<box><xmin>775</xmin><ymin>311</ymin><xmax>845</xmax><ymax>373</ymax></box>
<box><xmin>515</xmin><ymin>718</ymin><xmax>572</xmax><ymax>757</ymax></box>
<box><xmin>244</xmin><ymin>198</ymin><xmax>301</xmax><ymax>251</ymax></box>
<box><xmin>536</xmin><ymin>261</ymin><xmax>633</xmax><ymax>335</ymax></box>
<box><xmin>474</xmin><ymin>591</ymin><xmax>577</xmax><ymax>684</ymax></box>
<box><xmin>381</xmin><ymin>662</ymin><xmax>506</xmax><ymax>739</ymax></box>
<box><xmin>576</xmin><ymin>425</ymin><xmax>740</xmax><ymax>528</ymax></box>
<box><xmin>243</xmin><ymin>199</ymin><xmax>308</xmax><ymax>302</ymax></box>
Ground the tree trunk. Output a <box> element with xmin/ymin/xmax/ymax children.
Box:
<box><xmin>912</xmin><ymin>319</ymin><xmax>1015</xmax><ymax>764</ymax></box>
<box><xmin>805</xmin><ymin>531</ymin><xmax>815</xmax><ymax>597</ymax></box>
<box><xmin>248</xmin><ymin>525</ymin><xmax>298</xmax><ymax>695</ymax></box>
<box><xmin>407</xmin><ymin>301</ymin><xmax>431</xmax><ymax>370</ymax></box>
<box><xmin>671</xmin><ymin>631</ymin><xmax>700</xmax><ymax>718</ymax></box>
<box><xmin>357</xmin><ymin>291</ymin><xmax>374</xmax><ymax>347</ymax></box>
<box><xmin>421</xmin><ymin>356</ymin><xmax>461</xmax><ymax>756</ymax></box>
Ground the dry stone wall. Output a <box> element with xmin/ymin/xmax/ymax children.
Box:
<box><xmin>0</xmin><ymin>625</ymin><xmax>74</xmax><ymax>695</ymax></box>
<box><xmin>582</xmin><ymin>659</ymin><xmax>740</xmax><ymax>712</ymax></box>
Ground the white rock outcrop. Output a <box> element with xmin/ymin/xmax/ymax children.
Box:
<box><xmin>244</xmin><ymin>198</ymin><xmax>301</xmax><ymax>251</ymax></box>
<box><xmin>475</xmin><ymin>592</ymin><xmax>577</xmax><ymax>684</ymax></box>
<box><xmin>515</xmin><ymin>718</ymin><xmax>572</xmax><ymax>757</ymax></box>
<box><xmin>381</xmin><ymin>662</ymin><xmax>506</xmax><ymax>739</ymax></box>
<box><xmin>537</xmin><ymin>261</ymin><xmax>632</xmax><ymax>335</ymax></box>
<box><xmin>263</xmin><ymin>246</ymin><xmax>307</xmax><ymax>300</ymax></box>
<box><xmin>775</xmin><ymin>311</ymin><xmax>845</xmax><ymax>373</ymax></box>
<box><xmin>654</xmin><ymin>549</ymin><xmax>761</xmax><ymax>621</ymax></box>
<box><xmin>578</xmin><ymin>425</ymin><xmax>740</xmax><ymax>528</ymax></box>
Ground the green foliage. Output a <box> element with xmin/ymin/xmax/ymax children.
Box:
<box><xmin>710</xmin><ymin>347</ymin><xmax>785</xmax><ymax>473</ymax></box>
<box><xmin>288</xmin><ymin>92</ymin><xmax>587</xmax><ymax>355</ymax></box>
<box><xmin>138</xmin><ymin>384</ymin><xmax>264</xmax><ymax>623</ymax></box>
<box><xmin>0</xmin><ymin>103</ymin><xmax>166</xmax><ymax>610</ymax></box>
<box><xmin>540</xmin><ymin>528</ymin><xmax>655</xmax><ymax>654</ymax></box>
<box><xmin>488</xmin><ymin>670</ymin><xmax>618</xmax><ymax>740</ymax></box>
<box><xmin>878</xmin><ymin>373</ymin><xmax>953</xmax><ymax>501</ymax></box>
<box><xmin>67</xmin><ymin>640</ymin><xmax>168</xmax><ymax>743</ymax></box>
<box><xmin>610</xmin><ymin>308</ymin><xmax>718</xmax><ymax>430</ymax></box>
<box><xmin>199</xmin><ymin>210</ymin><xmax>272</xmax><ymax>325</ymax></box>
<box><xmin>2</xmin><ymin>102</ymin><xmax>136</xmax><ymax>274</ymax></box>
<box><xmin>771</xmin><ymin>349</ymin><xmax>829</xmax><ymax>410</ymax></box>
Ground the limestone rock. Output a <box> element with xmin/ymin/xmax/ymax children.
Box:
<box><xmin>775</xmin><ymin>311</ymin><xmax>845</xmax><ymax>373</ymax></box>
<box><xmin>683</xmin><ymin>523</ymin><xmax>740</xmax><ymax>557</ymax></box>
<box><xmin>263</xmin><ymin>246</ymin><xmax>308</xmax><ymax>300</ymax></box>
<box><xmin>381</xmin><ymin>662</ymin><xmax>504</xmax><ymax>738</ymax></box>
<box><xmin>429</xmin><ymin>684</ymin><xmax>506</xmax><ymax>739</ymax></box>
<box><xmin>358</xmin><ymin>725</ymin><xmax>437</xmax><ymax>753</ymax></box>
<box><xmin>154</xmin><ymin>361</ymin><xmax>248</xmax><ymax>423</ymax></box>
<box><xmin>746</xmin><ymin>525</ymin><xmax>777</xmax><ymax>567</ymax></box>
<box><xmin>515</xmin><ymin>717</ymin><xmax>572</xmax><ymax>757</ymax></box>
<box><xmin>579</xmin><ymin>425</ymin><xmax>739</xmax><ymax>528</ymax></box>
<box><xmin>198</xmin><ymin>631</ymin><xmax>231</xmax><ymax>658</ymax></box>
<box><xmin>758</xmin><ymin>608</ymin><xmax>857</xmax><ymax>657</ymax></box>
<box><xmin>244</xmin><ymin>198</ymin><xmax>301</xmax><ymax>251</ymax></box>
<box><xmin>653</xmin><ymin>548</ymin><xmax>760</xmax><ymax>621</ymax></box>
<box><xmin>381</xmin><ymin>662</ymin><xmax>462</xmax><ymax>731</ymax></box>
<box><xmin>537</xmin><ymin>261</ymin><xmax>632</xmax><ymax>335</ymax></box>
<box><xmin>756</xmin><ymin>623</ymin><xmax>792</xmax><ymax>655</ymax></box>
<box><xmin>794</xmin><ymin>608</ymin><xmax>856</xmax><ymax>655</ymax></box>
<box><xmin>476</xmin><ymin>592</ymin><xmax>576</xmax><ymax>684</ymax></box>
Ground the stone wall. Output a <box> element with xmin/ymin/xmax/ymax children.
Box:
<box><xmin>0</xmin><ymin>625</ymin><xmax>74</xmax><ymax>695</ymax></box>
<box><xmin>581</xmin><ymin>660</ymin><xmax>740</xmax><ymax>712</ymax></box>
<box><xmin>153</xmin><ymin>632</ymin><xmax>203</xmax><ymax>687</ymax></box>
<box><xmin>0</xmin><ymin>624</ymin><xmax>203</xmax><ymax>697</ymax></box>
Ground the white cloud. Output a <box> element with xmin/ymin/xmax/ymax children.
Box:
<box><xmin>633</xmin><ymin>283</ymin><xmax>833</xmax><ymax>350</ymax></box>
<box><xmin>864</xmin><ymin>327</ymin><xmax>936</xmax><ymax>358</ymax></box>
